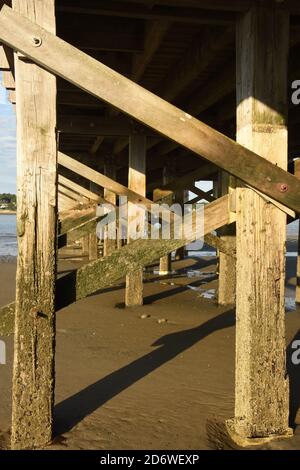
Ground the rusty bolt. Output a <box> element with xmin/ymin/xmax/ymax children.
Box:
<box><xmin>32</xmin><ymin>36</ymin><xmax>42</xmax><ymax>47</ymax></box>
<box><xmin>278</xmin><ymin>183</ymin><xmax>288</xmax><ymax>193</ymax></box>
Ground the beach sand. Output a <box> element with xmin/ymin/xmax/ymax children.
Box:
<box><xmin>0</xmin><ymin>253</ymin><xmax>299</xmax><ymax>450</ymax></box>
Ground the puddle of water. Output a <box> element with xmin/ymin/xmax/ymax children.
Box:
<box><xmin>285</xmin><ymin>297</ymin><xmax>296</xmax><ymax>312</ymax></box>
<box><xmin>187</xmin><ymin>270</ymin><xmax>215</xmax><ymax>278</ymax></box>
<box><xmin>200</xmin><ymin>289</ymin><xmax>216</xmax><ymax>300</ymax></box>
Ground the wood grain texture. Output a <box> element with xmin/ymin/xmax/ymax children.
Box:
<box><xmin>11</xmin><ymin>0</ymin><xmax>57</xmax><ymax>451</ymax></box>
<box><xmin>0</xmin><ymin>195</ymin><xmax>231</xmax><ymax>334</ymax></box>
<box><xmin>235</xmin><ymin>4</ymin><xmax>289</xmax><ymax>438</ymax></box>
<box><xmin>0</xmin><ymin>4</ymin><xmax>300</xmax><ymax>212</ymax></box>
<box><xmin>125</xmin><ymin>135</ymin><xmax>146</xmax><ymax>306</ymax></box>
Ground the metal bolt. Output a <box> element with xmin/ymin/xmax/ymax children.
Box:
<box><xmin>32</xmin><ymin>36</ymin><xmax>42</xmax><ymax>47</ymax></box>
<box><xmin>278</xmin><ymin>183</ymin><xmax>288</xmax><ymax>193</ymax></box>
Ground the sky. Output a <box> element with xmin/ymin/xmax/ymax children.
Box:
<box><xmin>0</xmin><ymin>71</ymin><xmax>16</xmax><ymax>194</ymax></box>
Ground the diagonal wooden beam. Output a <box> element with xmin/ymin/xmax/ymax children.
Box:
<box><xmin>59</xmin><ymin>151</ymin><xmax>157</xmax><ymax>210</ymax></box>
<box><xmin>0</xmin><ymin>194</ymin><xmax>230</xmax><ymax>336</ymax></box>
<box><xmin>59</xmin><ymin>204</ymin><xmax>97</xmax><ymax>235</ymax></box>
<box><xmin>190</xmin><ymin>185</ymin><xmax>215</xmax><ymax>203</ymax></box>
<box><xmin>1</xmin><ymin>4</ymin><xmax>300</xmax><ymax>212</ymax></box>
<box><xmin>132</xmin><ymin>19</ymin><xmax>170</xmax><ymax>83</ymax></box>
<box><xmin>58</xmin><ymin>215</ymin><xmax>101</xmax><ymax>249</ymax></box>
<box><xmin>58</xmin><ymin>184</ymin><xmax>89</xmax><ymax>203</ymax></box>
<box><xmin>58</xmin><ymin>174</ymin><xmax>106</xmax><ymax>204</ymax></box>
<box><xmin>90</xmin><ymin>135</ymin><xmax>104</xmax><ymax>154</ymax></box>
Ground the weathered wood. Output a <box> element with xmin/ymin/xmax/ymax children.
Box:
<box><xmin>0</xmin><ymin>195</ymin><xmax>230</xmax><ymax>335</ymax></box>
<box><xmin>159</xmin><ymin>28</ymin><xmax>233</xmax><ymax>103</ymax></box>
<box><xmin>235</xmin><ymin>4</ymin><xmax>290</xmax><ymax>438</ymax></box>
<box><xmin>217</xmin><ymin>172</ymin><xmax>236</xmax><ymax>305</ymax></box>
<box><xmin>57</xmin><ymin>1</ymin><xmax>236</xmax><ymax>24</ymax></box>
<box><xmin>174</xmin><ymin>189</ymin><xmax>187</xmax><ymax>260</ymax></box>
<box><xmin>204</xmin><ymin>232</ymin><xmax>235</xmax><ymax>259</ymax></box>
<box><xmin>190</xmin><ymin>185</ymin><xmax>215</xmax><ymax>203</ymax></box>
<box><xmin>58</xmin><ymin>115</ymin><xmax>135</xmax><ymax>136</ymax></box>
<box><xmin>58</xmin><ymin>195</ymin><xmax>230</xmax><ymax>308</ymax></box>
<box><xmin>59</xmin><ymin>152</ymin><xmax>159</xmax><ymax>214</ymax></box>
<box><xmin>126</xmin><ymin>135</ymin><xmax>146</xmax><ymax>307</ymax></box>
<box><xmin>59</xmin><ymin>205</ymin><xmax>97</xmax><ymax>235</ymax></box>
<box><xmin>58</xmin><ymin>174</ymin><xmax>106</xmax><ymax>204</ymax></box>
<box><xmin>0</xmin><ymin>5</ymin><xmax>298</xmax><ymax>211</ymax></box>
<box><xmin>11</xmin><ymin>0</ymin><xmax>57</xmax><ymax>450</ymax></box>
<box><xmin>58</xmin><ymin>184</ymin><xmax>88</xmax><ymax>204</ymax></box>
<box><xmin>103</xmin><ymin>156</ymin><xmax>117</xmax><ymax>257</ymax></box>
<box><xmin>154</xmin><ymin>163</ymin><xmax>175</xmax><ymax>275</ymax></box>
<box><xmin>0</xmin><ymin>6</ymin><xmax>296</xmax><ymax>212</ymax></box>
<box><xmin>2</xmin><ymin>69</ymin><xmax>15</xmax><ymax>89</ymax></box>
<box><xmin>294</xmin><ymin>158</ymin><xmax>300</xmax><ymax>304</ymax></box>
<box><xmin>0</xmin><ymin>301</ymin><xmax>15</xmax><ymax>337</ymax></box>
<box><xmin>155</xmin><ymin>162</ymin><xmax>217</xmax><ymax>193</ymax></box>
<box><xmin>88</xmin><ymin>182</ymin><xmax>99</xmax><ymax>261</ymax></box>
<box><xmin>90</xmin><ymin>135</ymin><xmax>104</xmax><ymax>155</ymax></box>
<box><xmin>58</xmin><ymin>215</ymin><xmax>100</xmax><ymax>249</ymax></box>
<box><xmin>0</xmin><ymin>44</ymin><xmax>10</xmax><ymax>69</ymax></box>
<box><xmin>132</xmin><ymin>20</ymin><xmax>170</xmax><ymax>82</ymax></box>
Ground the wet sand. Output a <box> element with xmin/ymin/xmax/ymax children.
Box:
<box><xmin>0</xmin><ymin>253</ymin><xmax>299</xmax><ymax>450</ymax></box>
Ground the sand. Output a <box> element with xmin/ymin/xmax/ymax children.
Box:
<box><xmin>0</xmin><ymin>253</ymin><xmax>299</xmax><ymax>450</ymax></box>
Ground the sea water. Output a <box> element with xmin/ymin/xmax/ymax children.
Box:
<box><xmin>0</xmin><ymin>214</ymin><xmax>17</xmax><ymax>257</ymax></box>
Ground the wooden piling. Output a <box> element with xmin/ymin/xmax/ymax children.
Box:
<box><xmin>153</xmin><ymin>163</ymin><xmax>174</xmax><ymax>275</ymax></box>
<box><xmin>103</xmin><ymin>156</ymin><xmax>117</xmax><ymax>257</ymax></box>
<box><xmin>217</xmin><ymin>172</ymin><xmax>236</xmax><ymax>305</ymax></box>
<box><xmin>294</xmin><ymin>159</ymin><xmax>300</xmax><ymax>304</ymax></box>
<box><xmin>234</xmin><ymin>4</ymin><xmax>290</xmax><ymax>439</ymax></box>
<box><xmin>11</xmin><ymin>0</ymin><xmax>57</xmax><ymax>450</ymax></box>
<box><xmin>125</xmin><ymin>135</ymin><xmax>146</xmax><ymax>307</ymax></box>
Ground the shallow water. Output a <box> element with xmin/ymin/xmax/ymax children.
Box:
<box><xmin>0</xmin><ymin>214</ymin><xmax>17</xmax><ymax>256</ymax></box>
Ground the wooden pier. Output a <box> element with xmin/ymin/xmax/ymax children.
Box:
<box><xmin>0</xmin><ymin>0</ymin><xmax>299</xmax><ymax>450</ymax></box>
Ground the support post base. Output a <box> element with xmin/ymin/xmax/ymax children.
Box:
<box><xmin>206</xmin><ymin>417</ymin><xmax>293</xmax><ymax>450</ymax></box>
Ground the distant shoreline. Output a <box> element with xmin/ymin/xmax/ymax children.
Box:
<box><xmin>0</xmin><ymin>210</ymin><xmax>16</xmax><ymax>215</ymax></box>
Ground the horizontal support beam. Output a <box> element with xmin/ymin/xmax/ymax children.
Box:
<box><xmin>0</xmin><ymin>194</ymin><xmax>230</xmax><ymax>335</ymax></box>
<box><xmin>58</xmin><ymin>115</ymin><xmax>133</xmax><ymax>135</ymax></box>
<box><xmin>58</xmin><ymin>115</ymin><xmax>155</xmax><ymax>136</ymax></box>
<box><xmin>109</xmin><ymin>0</ymin><xmax>300</xmax><ymax>13</ymax></box>
<box><xmin>158</xmin><ymin>162</ymin><xmax>217</xmax><ymax>192</ymax></box>
<box><xmin>1</xmin><ymin>5</ymin><xmax>300</xmax><ymax>212</ymax></box>
<box><xmin>204</xmin><ymin>232</ymin><xmax>235</xmax><ymax>258</ymax></box>
<box><xmin>62</xmin><ymin>29</ymin><xmax>143</xmax><ymax>53</ymax></box>
<box><xmin>57</xmin><ymin>2</ymin><xmax>236</xmax><ymax>25</ymax></box>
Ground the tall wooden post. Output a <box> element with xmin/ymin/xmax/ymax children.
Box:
<box><xmin>103</xmin><ymin>156</ymin><xmax>117</xmax><ymax>257</ymax></box>
<box><xmin>11</xmin><ymin>0</ymin><xmax>57</xmax><ymax>449</ymax></box>
<box><xmin>175</xmin><ymin>190</ymin><xmax>187</xmax><ymax>261</ymax></box>
<box><xmin>88</xmin><ymin>181</ymin><xmax>99</xmax><ymax>261</ymax></box>
<box><xmin>235</xmin><ymin>4</ymin><xmax>290</xmax><ymax>439</ymax></box>
<box><xmin>153</xmin><ymin>163</ymin><xmax>174</xmax><ymax>275</ymax></box>
<box><xmin>294</xmin><ymin>159</ymin><xmax>300</xmax><ymax>304</ymax></box>
<box><xmin>125</xmin><ymin>135</ymin><xmax>146</xmax><ymax>307</ymax></box>
<box><xmin>218</xmin><ymin>172</ymin><xmax>236</xmax><ymax>305</ymax></box>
